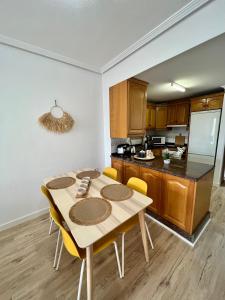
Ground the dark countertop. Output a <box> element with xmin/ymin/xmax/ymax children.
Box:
<box><xmin>111</xmin><ymin>153</ymin><xmax>214</xmax><ymax>181</ymax></box>
<box><xmin>149</xmin><ymin>143</ymin><xmax>188</xmax><ymax>149</ymax></box>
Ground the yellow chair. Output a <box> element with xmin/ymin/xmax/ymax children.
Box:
<box><xmin>41</xmin><ymin>185</ymin><xmax>58</xmax><ymax>235</ymax></box>
<box><xmin>103</xmin><ymin>167</ymin><xmax>118</xmax><ymax>181</ymax></box>
<box><xmin>117</xmin><ymin>177</ymin><xmax>154</xmax><ymax>277</ymax></box>
<box><xmin>42</xmin><ymin>185</ymin><xmax>122</xmax><ymax>298</ymax></box>
<box><xmin>52</xmin><ymin>209</ymin><xmax>122</xmax><ymax>300</ymax></box>
<box><xmin>41</xmin><ymin>185</ymin><xmax>65</xmax><ymax>268</ymax></box>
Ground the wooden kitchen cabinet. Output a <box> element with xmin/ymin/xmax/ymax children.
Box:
<box><xmin>140</xmin><ymin>167</ymin><xmax>162</xmax><ymax>214</ymax></box>
<box><xmin>123</xmin><ymin>162</ymin><xmax>140</xmax><ymax>184</ymax></box>
<box><xmin>167</xmin><ymin>103</ymin><xmax>177</xmax><ymax>125</ymax></box>
<box><xmin>167</xmin><ymin>100</ymin><xmax>190</xmax><ymax>126</ymax></box>
<box><xmin>111</xmin><ymin>158</ymin><xmax>213</xmax><ymax>235</ymax></box>
<box><xmin>155</xmin><ymin>105</ymin><xmax>167</xmax><ymax>129</ymax></box>
<box><xmin>162</xmin><ymin>173</ymin><xmax>194</xmax><ymax>233</ymax></box>
<box><xmin>110</xmin><ymin>78</ymin><xmax>148</xmax><ymax>138</ymax></box>
<box><xmin>191</xmin><ymin>92</ymin><xmax>224</xmax><ymax>112</ymax></box>
<box><xmin>176</xmin><ymin>102</ymin><xmax>190</xmax><ymax>125</ymax></box>
<box><xmin>111</xmin><ymin>158</ymin><xmax>124</xmax><ymax>183</ymax></box>
<box><xmin>146</xmin><ymin>104</ymin><xmax>156</xmax><ymax>129</ymax></box>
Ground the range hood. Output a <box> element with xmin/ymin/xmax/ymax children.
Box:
<box><xmin>167</xmin><ymin>124</ymin><xmax>187</xmax><ymax>127</ymax></box>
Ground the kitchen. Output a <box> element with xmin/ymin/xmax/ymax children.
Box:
<box><xmin>109</xmin><ymin>36</ymin><xmax>225</xmax><ymax>245</ymax></box>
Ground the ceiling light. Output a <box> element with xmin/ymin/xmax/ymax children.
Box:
<box><xmin>170</xmin><ymin>82</ymin><xmax>186</xmax><ymax>92</ymax></box>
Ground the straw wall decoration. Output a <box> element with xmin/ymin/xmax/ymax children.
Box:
<box><xmin>39</xmin><ymin>100</ymin><xmax>74</xmax><ymax>133</ymax></box>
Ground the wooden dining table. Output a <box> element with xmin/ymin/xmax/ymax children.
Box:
<box><xmin>44</xmin><ymin>170</ymin><xmax>152</xmax><ymax>300</ymax></box>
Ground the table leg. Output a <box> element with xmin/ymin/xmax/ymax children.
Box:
<box><xmin>138</xmin><ymin>210</ymin><xmax>149</xmax><ymax>263</ymax></box>
<box><xmin>86</xmin><ymin>245</ymin><xmax>94</xmax><ymax>300</ymax></box>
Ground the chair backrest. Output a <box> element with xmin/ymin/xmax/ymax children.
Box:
<box><xmin>103</xmin><ymin>167</ymin><xmax>118</xmax><ymax>181</ymax></box>
<box><xmin>41</xmin><ymin>185</ymin><xmax>56</xmax><ymax>211</ymax></box>
<box><xmin>127</xmin><ymin>177</ymin><xmax>147</xmax><ymax>195</ymax></box>
<box><xmin>59</xmin><ymin>223</ymin><xmax>82</xmax><ymax>258</ymax></box>
<box><xmin>41</xmin><ymin>185</ymin><xmax>82</xmax><ymax>259</ymax></box>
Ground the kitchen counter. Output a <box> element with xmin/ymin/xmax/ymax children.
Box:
<box><xmin>111</xmin><ymin>153</ymin><xmax>214</xmax><ymax>181</ymax></box>
<box><xmin>149</xmin><ymin>142</ymin><xmax>187</xmax><ymax>149</ymax></box>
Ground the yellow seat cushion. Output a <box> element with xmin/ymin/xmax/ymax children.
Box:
<box><xmin>68</xmin><ymin>230</ymin><xmax>118</xmax><ymax>259</ymax></box>
<box><xmin>116</xmin><ymin>215</ymin><xmax>139</xmax><ymax>234</ymax></box>
<box><xmin>93</xmin><ymin>231</ymin><xmax>117</xmax><ymax>255</ymax></box>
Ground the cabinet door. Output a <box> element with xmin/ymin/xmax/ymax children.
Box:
<box><xmin>109</xmin><ymin>81</ymin><xmax>128</xmax><ymax>138</ymax></box>
<box><xmin>146</xmin><ymin>105</ymin><xmax>150</xmax><ymax>129</ymax></box>
<box><xmin>191</xmin><ymin>98</ymin><xmax>207</xmax><ymax>112</ymax></box>
<box><xmin>140</xmin><ymin>167</ymin><xmax>162</xmax><ymax>214</ymax></box>
<box><xmin>167</xmin><ymin>104</ymin><xmax>177</xmax><ymax>125</ymax></box>
<box><xmin>176</xmin><ymin>102</ymin><xmax>190</xmax><ymax>125</ymax></box>
<box><xmin>128</xmin><ymin>80</ymin><xmax>147</xmax><ymax>136</ymax></box>
<box><xmin>156</xmin><ymin>106</ymin><xmax>167</xmax><ymax>129</ymax></box>
<box><xmin>207</xmin><ymin>94</ymin><xmax>223</xmax><ymax>110</ymax></box>
<box><xmin>149</xmin><ymin>105</ymin><xmax>156</xmax><ymax>129</ymax></box>
<box><xmin>162</xmin><ymin>174</ymin><xmax>194</xmax><ymax>233</ymax></box>
<box><xmin>191</xmin><ymin>93</ymin><xmax>223</xmax><ymax>112</ymax></box>
<box><xmin>123</xmin><ymin>162</ymin><xmax>140</xmax><ymax>185</ymax></box>
<box><xmin>146</xmin><ymin>105</ymin><xmax>156</xmax><ymax>129</ymax></box>
<box><xmin>111</xmin><ymin>158</ymin><xmax>123</xmax><ymax>183</ymax></box>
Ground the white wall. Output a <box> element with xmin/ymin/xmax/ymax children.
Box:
<box><xmin>0</xmin><ymin>44</ymin><xmax>103</xmax><ymax>228</ymax></box>
<box><xmin>102</xmin><ymin>0</ymin><xmax>225</xmax><ymax>167</ymax></box>
<box><xmin>214</xmin><ymin>91</ymin><xmax>225</xmax><ymax>185</ymax></box>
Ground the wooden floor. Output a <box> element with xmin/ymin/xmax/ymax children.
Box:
<box><xmin>1</xmin><ymin>186</ymin><xmax>225</xmax><ymax>300</ymax></box>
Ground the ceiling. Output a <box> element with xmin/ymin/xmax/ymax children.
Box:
<box><xmin>136</xmin><ymin>33</ymin><xmax>225</xmax><ymax>102</ymax></box>
<box><xmin>0</xmin><ymin>0</ymin><xmax>192</xmax><ymax>72</ymax></box>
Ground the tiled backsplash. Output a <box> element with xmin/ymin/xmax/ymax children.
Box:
<box><xmin>111</xmin><ymin>127</ymin><xmax>189</xmax><ymax>152</ymax></box>
<box><xmin>147</xmin><ymin>127</ymin><xmax>189</xmax><ymax>144</ymax></box>
<box><xmin>111</xmin><ymin>137</ymin><xmax>143</xmax><ymax>152</ymax></box>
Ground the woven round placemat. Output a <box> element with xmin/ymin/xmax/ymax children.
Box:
<box><xmin>76</xmin><ymin>170</ymin><xmax>100</xmax><ymax>180</ymax></box>
<box><xmin>100</xmin><ymin>184</ymin><xmax>133</xmax><ymax>201</ymax></box>
<box><xmin>69</xmin><ymin>197</ymin><xmax>112</xmax><ymax>225</ymax></box>
<box><xmin>46</xmin><ymin>177</ymin><xmax>76</xmax><ymax>189</ymax></box>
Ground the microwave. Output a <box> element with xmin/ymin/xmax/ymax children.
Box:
<box><xmin>151</xmin><ymin>136</ymin><xmax>166</xmax><ymax>145</ymax></box>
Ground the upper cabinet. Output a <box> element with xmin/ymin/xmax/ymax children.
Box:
<box><xmin>167</xmin><ymin>103</ymin><xmax>177</xmax><ymax>125</ymax></box>
<box><xmin>110</xmin><ymin>78</ymin><xmax>148</xmax><ymax>138</ymax></box>
<box><xmin>155</xmin><ymin>105</ymin><xmax>167</xmax><ymax>129</ymax></box>
<box><xmin>167</xmin><ymin>100</ymin><xmax>190</xmax><ymax>126</ymax></box>
<box><xmin>191</xmin><ymin>92</ymin><xmax>224</xmax><ymax>112</ymax></box>
<box><xmin>146</xmin><ymin>104</ymin><xmax>156</xmax><ymax>129</ymax></box>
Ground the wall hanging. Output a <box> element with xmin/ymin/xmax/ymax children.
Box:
<box><xmin>39</xmin><ymin>100</ymin><xmax>74</xmax><ymax>133</ymax></box>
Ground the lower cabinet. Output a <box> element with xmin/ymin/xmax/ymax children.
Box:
<box><xmin>111</xmin><ymin>158</ymin><xmax>123</xmax><ymax>183</ymax></box>
<box><xmin>111</xmin><ymin>158</ymin><xmax>212</xmax><ymax>234</ymax></box>
<box><xmin>123</xmin><ymin>161</ymin><xmax>140</xmax><ymax>184</ymax></box>
<box><xmin>162</xmin><ymin>174</ymin><xmax>194</xmax><ymax>233</ymax></box>
<box><xmin>140</xmin><ymin>167</ymin><xmax>162</xmax><ymax>215</ymax></box>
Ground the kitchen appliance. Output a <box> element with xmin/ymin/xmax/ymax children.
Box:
<box><xmin>188</xmin><ymin>109</ymin><xmax>221</xmax><ymax>165</ymax></box>
<box><xmin>116</xmin><ymin>144</ymin><xmax>131</xmax><ymax>156</ymax></box>
<box><xmin>151</xmin><ymin>136</ymin><xmax>166</xmax><ymax>145</ymax></box>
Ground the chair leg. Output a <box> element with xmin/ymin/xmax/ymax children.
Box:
<box><xmin>77</xmin><ymin>259</ymin><xmax>85</xmax><ymax>300</ymax></box>
<box><xmin>121</xmin><ymin>232</ymin><xmax>125</xmax><ymax>278</ymax></box>
<box><xmin>49</xmin><ymin>217</ymin><xmax>54</xmax><ymax>235</ymax></box>
<box><xmin>113</xmin><ymin>241</ymin><xmax>122</xmax><ymax>279</ymax></box>
<box><xmin>145</xmin><ymin>221</ymin><xmax>154</xmax><ymax>249</ymax></box>
<box><xmin>56</xmin><ymin>240</ymin><xmax>64</xmax><ymax>270</ymax></box>
<box><xmin>53</xmin><ymin>230</ymin><xmax>61</xmax><ymax>268</ymax></box>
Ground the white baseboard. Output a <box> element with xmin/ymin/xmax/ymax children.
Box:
<box><xmin>0</xmin><ymin>207</ymin><xmax>49</xmax><ymax>232</ymax></box>
<box><xmin>145</xmin><ymin>213</ymin><xmax>211</xmax><ymax>247</ymax></box>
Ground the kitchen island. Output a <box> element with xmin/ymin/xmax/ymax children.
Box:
<box><xmin>111</xmin><ymin>154</ymin><xmax>214</xmax><ymax>242</ymax></box>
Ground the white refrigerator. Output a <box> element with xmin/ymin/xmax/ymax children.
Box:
<box><xmin>187</xmin><ymin>109</ymin><xmax>221</xmax><ymax>165</ymax></box>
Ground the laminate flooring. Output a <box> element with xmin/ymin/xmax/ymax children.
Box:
<box><xmin>0</xmin><ymin>186</ymin><xmax>225</xmax><ymax>300</ymax></box>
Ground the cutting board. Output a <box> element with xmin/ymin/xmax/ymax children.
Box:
<box><xmin>175</xmin><ymin>135</ymin><xmax>185</xmax><ymax>146</ymax></box>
